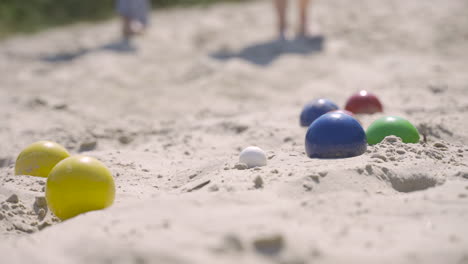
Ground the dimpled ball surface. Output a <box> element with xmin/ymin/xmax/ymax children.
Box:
<box><xmin>345</xmin><ymin>90</ymin><xmax>383</xmax><ymax>114</ymax></box>
<box><xmin>46</xmin><ymin>155</ymin><xmax>115</xmax><ymax>220</ymax></box>
<box><xmin>300</xmin><ymin>99</ymin><xmax>339</xmax><ymax>127</ymax></box>
<box><xmin>305</xmin><ymin>113</ymin><xmax>367</xmax><ymax>158</ymax></box>
<box><xmin>15</xmin><ymin>141</ymin><xmax>70</xmax><ymax>178</ymax></box>
<box><xmin>239</xmin><ymin>146</ymin><xmax>267</xmax><ymax>168</ymax></box>
<box><xmin>366</xmin><ymin>116</ymin><xmax>420</xmax><ymax>145</ymax></box>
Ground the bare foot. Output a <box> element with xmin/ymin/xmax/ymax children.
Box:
<box><xmin>130</xmin><ymin>21</ymin><xmax>145</xmax><ymax>35</ymax></box>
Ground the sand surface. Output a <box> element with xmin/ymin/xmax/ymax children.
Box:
<box><xmin>1</xmin><ymin>0</ymin><xmax>468</xmax><ymax>263</ymax></box>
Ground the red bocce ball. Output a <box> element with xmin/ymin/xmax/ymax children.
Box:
<box><xmin>345</xmin><ymin>90</ymin><xmax>383</xmax><ymax>114</ymax></box>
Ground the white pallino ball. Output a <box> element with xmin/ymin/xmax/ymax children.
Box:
<box><xmin>239</xmin><ymin>146</ymin><xmax>267</xmax><ymax>168</ymax></box>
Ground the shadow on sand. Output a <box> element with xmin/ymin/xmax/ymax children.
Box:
<box><xmin>210</xmin><ymin>35</ymin><xmax>325</xmax><ymax>66</ymax></box>
<box><xmin>40</xmin><ymin>39</ymin><xmax>136</xmax><ymax>63</ymax></box>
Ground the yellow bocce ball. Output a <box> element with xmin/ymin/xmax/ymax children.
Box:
<box><xmin>46</xmin><ymin>156</ymin><xmax>115</xmax><ymax>220</ymax></box>
<box><xmin>15</xmin><ymin>141</ymin><xmax>70</xmax><ymax>177</ymax></box>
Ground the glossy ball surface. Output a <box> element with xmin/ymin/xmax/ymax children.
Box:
<box><xmin>330</xmin><ymin>109</ymin><xmax>355</xmax><ymax>117</ymax></box>
<box><xmin>300</xmin><ymin>99</ymin><xmax>339</xmax><ymax>127</ymax></box>
<box><xmin>46</xmin><ymin>156</ymin><xmax>115</xmax><ymax>220</ymax></box>
<box><xmin>15</xmin><ymin>141</ymin><xmax>70</xmax><ymax>178</ymax></box>
<box><xmin>345</xmin><ymin>90</ymin><xmax>383</xmax><ymax>114</ymax></box>
<box><xmin>305</xmin><ymin>113</ymin><xmax>367</xmax><ymax>158</ymax></box>
<box><xmin>366</xmin><ymin>116</ymin><xmax>420</xmax><ymax>145</ymax></box>
<box><xmin>239</xmin><ymin>146</ymin><xmax>267</xmax><ymax>168</ymax></box>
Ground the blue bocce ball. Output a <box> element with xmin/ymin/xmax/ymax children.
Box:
<box><xmin>300</xmin><ymin>99</ymin><xmax>339</xmax><ymax>127</ymax></box>
<box><xmin>305</xmin><ymin>112</ymin><xmax>367</xmax><ymax>158</ymax></box>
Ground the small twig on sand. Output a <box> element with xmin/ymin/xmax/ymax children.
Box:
<box><xmin>187</xmin><ymin>180</ymin><xmax>211</xmax><ymax>192</ymax></box>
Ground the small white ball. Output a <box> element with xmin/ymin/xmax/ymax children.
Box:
<box><xmin>239</xmin><ymin>146</ymin><xmax>267</xmax><ymax>168</ymax></box>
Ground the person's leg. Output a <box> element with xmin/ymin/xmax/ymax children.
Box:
<box><xmin>274</xmin><ymin>0</ymin><xmax>288</xmax><ymax>40</ymax></box>
<box><xmin>121</xmin><ymin>16</ymin><xmax>133</xmax><ymax>39</ymax></box>
<box><xmin>298</xmin><ymin>0</ymin><xmax>311</xmax><ymax>37</ymax></box>
<box><xmin>130</xmin><ymin>0</ymin><xmax>149</xmax><ymax>34</ymax></box>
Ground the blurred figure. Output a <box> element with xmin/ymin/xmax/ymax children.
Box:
<box><xmin>274</xmin><ymin>0</ymin><xmax>311</xmax><ymax>40</ymax></box>
<box><xmin>116</xmin><ymin>0</ymin><xmax>150</xmax><ymax>40</ymax></box>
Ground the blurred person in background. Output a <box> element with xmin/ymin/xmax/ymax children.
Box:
<box><xmin>116</xmin><ymin>0</ymin><xmax>151</xmax><ymax>40</ymax></box>
<box><xmin>274</xmin><ymin>0</ymin><xmax>311</xmax><ymax>40</ymax></box>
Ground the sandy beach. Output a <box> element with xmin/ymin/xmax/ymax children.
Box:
<box><xmin>1</xmin><ymin>0</ymin><xmax>468</xmax><ymax>263</ymax></box>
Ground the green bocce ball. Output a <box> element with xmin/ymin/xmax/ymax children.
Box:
<box><xmin>366</xmin><ymin>116</ymin><xmax>420</xmax><ymax>145</ymax></box>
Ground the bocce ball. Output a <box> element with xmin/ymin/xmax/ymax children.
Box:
<box><xmin>46</xmin><ymin>155</ymin><xmax>115</xmax><ymax>220</ymax></box>
<box><xmin>345</xmin><ymin>90</ymin><xmax>383</xmax><ymax>114</ymax></box>
<box><xmin>300</xmin><ymin>98</ymin><xmax>339</xmax><ymax>127</ymax></box>
<box><xmin>15</xmin><ymin>141</ymin><xmax>70</xmax><ymax>177</ymax></box>
<box><xmin>305</xmin><ymin>112</ymin><xmax>367</xmax><ymax>158</ymax></box>
<box><xmin>366</xmin><ymin>116</ymin><xmax>420</xmax><ymax>145</ymax></box>
<box><xmin>239</xmin><ymin>146</ymin><xmax>267</xmax><ymax>168</ymax></box>
<box><xmin>330</xmin><ymin>109</ymin><xmax>355</xmax><ymax>117</ymax></box>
